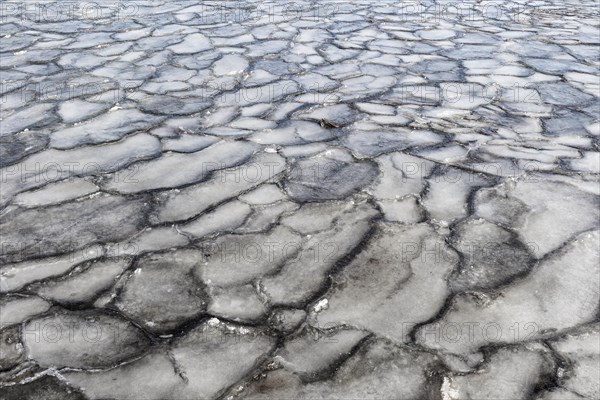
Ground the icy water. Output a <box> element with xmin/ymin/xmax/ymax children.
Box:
<box><xmin>1</xmin><ymin>0</ymin><xmax>599</xmax><ymax>398</ymax></box>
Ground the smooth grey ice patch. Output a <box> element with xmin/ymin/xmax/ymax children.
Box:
<box><xmin>294</xmin><ymin>104</ymin><xmax>356</xmax><ymax>126</ymax></box>
<box><xmin>417</xmin><ymin>29</ymin><xmax>456</xmax><ymax>40</ymax></box>
<box><xmin>14</xmin><ymin>178</ymin><xmax>99</xmax><ymax>208</ymax></box>
<box><xmin>368</xmin><ymin>114</ymin><xmax>411</xmax><ymax>126</ymax></box>
<box><xmin>92</xmin><ymin>62</ymin><xmax>156</xmax><ymax>81</ymax></box>
<box><xmin>24</xmin><ymin>310</ymin><xmax>150</xmax><ymax>369</ymax></box>
<box><xmin>276</xmin><ymin>329</ymin><xmax>368</xmax><ymax>376</ymax></box>
<box><xmin>1</xmin><ymin>133</ymin><xmax>161</xmax><ymax>204</ymax></box>
<box><xmin>109</xmin><ymin>226</ymin><xmax>190</xmax><ymax>256</ymax></box>
<box><xmin>343</xmin><ymin>129</ymin><xmax>444</xmax><ymax>157</ymax></box>
<box><xmin>239</xmin><ymin>184</ymin><xmax>287</xmax><ymax>205</ymax></box>
<box><xmin>378</xmin><ymin>197</ymin><xmax>424</xmax><ymax>224</ymax></box>
<box><xmin>229</xmin><ymin>117</ymin><xmax>277</xmax><ymax>130</ymax></box>
<box><xmin>569</xmin><ymin>151</ymin><xmax>600</xmax><ymax>174</ymax></box>
<box><xmin>537</xmin><ymin>82</ymin><xmax>595</xmax><ymax>106</ymax></box>
<box><xmin>368</xmin><ymin>152</ymin><xmax>435</xmax><ymax>199</ymax></box>
<box><xmin>50</xmin><ymin>109</ymin><xmax>163</xmax><ymax>149</ymax></box>
<box><xmin>474</xmin><ymin>179</ymin><xmax>600</xmax><ymax>258</ymax></box>
<box><xmin>284</xmin><ymin>150</ymin><xmax>379</xmax><ymax>201</ymax></box>
<box><xmin>335</xmin><ymin>75</ymin><xmax>398</xmax><ymax>100</ymax></box>
<box><xmin>241</xmin><ymin>104</ymin><xmax>274</xmax><ymax>118</ymax></box>
<box><xmin>543</xmin><ymin>109</ymin><xmax>597</xmax><ymax>136</ymax></box>
<box><xmin>138</xmin><ymin>95</ymin><xmax>211</xmax><ymax>115</ymax></box>
<box><xmin>114</xmin><ymin>249</ymin><xmax>207</xmax><ymax>334</ymax></box>
<box><xmin>422</xmin><ymin>166</ymin><xmax>492</xmax><ymax>223</ymax></box>
<box><xmin>65</xmin><ymin>32</ymin><xmax>114</xmax><ymax>49</ymax></box>
<box><xmin>161</xmin><ymin>134</ymin><xmax>218</xmax><ymax>153</ymax></box>
<box><xmin>0</xmin><ymin>246</ymin><xmax>104</xmax><ymax>293</ymax></box>
<box><xmin>523</xmin><ymin>58</ymin><xmax>598</xmax><ymax>75</ymax></box>
<box><xmin>64</xmin><ymin>319</ymin><xmax>275</xmax><ymax>400</ymax></box>
<box><xmin>0</xmin><ymin>130</ymin><xmax>48</xmax><ymax>167</ymax></box>
<box><xmin>211</xmin><ymin>33</ymin><xmax>255</xmax><ymax>47</ymax></box>
<box><xmin>0</xmin><ymin>296</ymin><xmax>51</xmax><ymax>328</ymax></box>
<box><xmin>280</xmin><ymin>201</ymin><xmax>352</xmax><ymax>234</ymax></box>
<box><xmin>280</xmin><ymin>143</ymin><xmax>329</xmax><ymax>158</ymax></box>
<box><xmin>179</xmin><ymin>200</ymin><xmax>252</xmax><ymax>238</ymax></box>
<box><xmin>34</xmin><ymin>258</ymin><xmax>130</xmax><ymax>306</ymax></box>
<box><xmin>153</xmin><ymin>151</ymin><xmax>285</xmax><ymax>223</ymax></box>
<box><xmin>142</xmin><ymin>81</ymin><xmax>191</xmax><ymax>94</ymax></box>
<box><xmin>317</xmin><ymin>44</ymin><xmax>361</xmax><ymax>63</ymax></box>
<box><xmin>57</xmin><ymin>99</ymin><xmax>111</xmax><ymax>124</ymax></box>
<box><xmin>17</xmin><ymin>61</ymin><xmax>67</xmax><ymax>75</ymax></box>
<box><xmin>212</xmin><ymin>54</ymin><xmax>249</xmax><ymax>76</ymax></box>
<box><xmin>355</xmin><ymin>102</ymin><xmax>396</xmax><ymax>115</ymax></box>
<box><xmin>251</xmin><ymin>120</ymin><xmax>334</xmax><ymax>146</ymax></box>
<box><xmin>1</xmin><ymin>103</ymin><xmax>58</xmax><ymax>136</ymax></box>
<box><xmin>207</xmin><ymin>284</ymin><xmax>268</xmax><ymax>323</ymax></box>
<box><xmin>203</xmin><ymin>106</ymin><xmax>239</xmax><ymax>127</ymax></box>
<box><xmin>293</xmin><ymin>72</ymin><xmax>339</xmax><ymax>92</ymax></box>
<box><xmin>246</xmin><ymin>40</ymin><xmax>289</xmax><ymax>57</ymax></box>
<box><xmin>153</xmin><ymin>65</ymin><xmax>196</xmax><ymax>81</ymax></box>
<box><xmin>166</xmin><ymin>33</ymin><xmax>212</xmax><ymax>54</ymax></box>
<box><xmin>0</xmin><ymin>376</ymin><xmax>86</xmax><ymax>399</ymax></box>
<box><xmin>197</xmin><ymin>225</ymin><xmax>302</xmax><ymax>287</ymax></box>
<box><xmin>1</xmin><ymin>193</ymin><xmax>150</xmax><ymax>263</ymax></box>
<box><xmin>58</xmin><ymin>52</ymin><xmax>107</xmax><ymax>69</ymax></box>
<box><xmin>65</xmin><ymin>352</ymin><xmax>183</xmax><ymax>400</ymax></box>
<box><xmin>101</xmin><ymin>140</ymin><xmax>258</xmax><ymax>193</ymax></box>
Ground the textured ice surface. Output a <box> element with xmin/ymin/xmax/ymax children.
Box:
<box><xmin>547</xmin><ymin>324</ymin><xmax>600</xmax><ymax>399</ymax></box>
<box><xmin>313</xmin><ymin>223</ymin><xmax>458</xmax><ymax>343</ymax></box>
<box><xmin>474</xmin><ymin>180</ymin><xmax>599</xmax><ymax>257</ymax></box>
<box><xmin>441</xmin><ymin>347</ymin><xmax>554</xmax><ymax>399</ymax></box>
<box><xmin>262</xmin><ymin>199</ymin><xmax>378</xmax><ymax>306</ymax></box>
<box><xmin>417</xmin><ymin>231</ymin><xmax>600</xmax><ymax>356</ymax></box>
<box><xmin>1</xmin><ymin>0</ymin><xmax>599</xmax><ymax>398</ymax></box>
<box><xmin>241</xmin><ymin>338</ymin><xmax>442</xmax><ymax>399</ymax></box>
<box><xmin>1</xmin><ymin>194</ymin><xmax>150</xmax><ymax>262</ymax></box>
<box><xmin>153</xmin><ymin>151</ymin><xmax>284</xmax><ymax>223</ymax></box>
<box><xmin>63</xmin><ymin>319</ymin><xmax>275</xmax><ymax>400</ymax></box>
<box><xmin>34</xmin><ymin>258</ymin><xmax>130</xmax><ymax>306</ymax></box>
<box><xmin>198</xmin><ymin>226</ymin><xmax>302</xmax><ymax>287</ymax></box>
<box><xmin>1</xmin><ymin>133</ymin><xmax>161</xmax><ymax>204</ymax></box>
<box><xmin>114</xmin><ymin>250</ymin><xmax>207</xmax><ymax>333</ymax></box>
<box><xmin>449</xmin><ymin>218</ymin><xmax>534</xmax><ymax>291</ymax></box>
<box><xmin>284</xmin><ymin>150</ymin><xmax>379</xmax><ymax>201</ymax></box>
<box><xmin>50</xmin><ymin>109</ymin><xmax>162</xmax><ymax>149</ymax></box>
<box><xmin>101</xmin><ymin>140</ymin><xmax>258</xmax><ymax>193</ymax></box>
<box><xmin>23</xmin><ymin>310</ymin><xmax>150</xmax><ymax>369</ymax></box>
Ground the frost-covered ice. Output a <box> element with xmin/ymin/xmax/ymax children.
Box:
<box><xmin>1</xmin><ymin>0</ymin><xmax>599</xmax><ymax>398</ymax></box>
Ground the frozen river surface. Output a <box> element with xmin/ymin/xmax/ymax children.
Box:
<box><xmin>1</xmin><ymin>0</ymin><xmax>599</xmax><ymax>399</ymax></box>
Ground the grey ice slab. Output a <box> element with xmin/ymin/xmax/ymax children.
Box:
<box><xmin>1</xmin><ymin>0</ymin><xmax>599</xmax><ymax>398</ymax></box>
